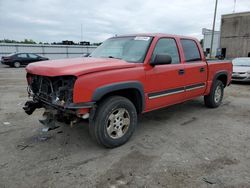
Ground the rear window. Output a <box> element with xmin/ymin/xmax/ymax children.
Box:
<box><xmin>17</xmin><ymin>53</ymin><xmax>28</xmax><ymax>58</ymax></box>
<box><xmin>180</xmin><ymin>39</ymin><xmax>201</xmax><ymax>62</ymax></box>
<box><xmin>28</xmin><ymin>54</ymin><xmax>39</xmax><ymax>58</ymax></box>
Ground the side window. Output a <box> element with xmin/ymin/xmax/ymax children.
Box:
<box><xmin>152</xmin><ymin>38</ymin><xmax>180</xmax><ymax>64</ymax></box>
<box><xmin>17</xmin><ymin>53</ymin><xmax>28</xmax><ymax>58</ymax></box>
<box><xmin>180</xmin><ymin>39</ymin><xmax>201</xmax><ymax>62</ymax></box>
<box><xmin>28</xmin><ymin>54</ymin><xmax>38</xmax><ymax>58</ymax></box>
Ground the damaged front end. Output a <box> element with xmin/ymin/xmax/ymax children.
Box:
<box><xmin>23</xmin><ymin>74</ymin><xmax>93</xmax><ymax>129</ymax></box>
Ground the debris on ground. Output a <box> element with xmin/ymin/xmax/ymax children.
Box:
<box><xmin>17</xmin><ymin>144</ymin><xmax>33</xmax><ymax>150</ymax></box>
<box><xmin>50</xmin><ymin>157</ymin><xmax>58</xmax><ymax>161</ymax></box>
<box><xmin>17</xmin><ymin>102</ymin><xmax>24</xmax><ymax>106</ymax></box>
<box><xmin>180</xmin><ymin>117</ymin><xmax>197</xmax><ymax>126</ymax></box>
<box><xmin>3</xmin><ymin>122</ymin><xmax>10</xmax><ymax>125</ymax></box>
<box><xmin>202</xmin><ymin>177</ymin><xmax>217</xmax><ymax>184</ymax></box>
<box><xmin>38</xmin><ymin>136</ymin><xmax>52</xmax><ymax>142</ymax></box>
<box><xmin>204</xmin><ymin>157</ymin><xmax>210</xmax><ymax>161</ymax></box>
<box><xmin>0</xmin><ymin>163</ymin><xmax>8</xmax><ymax>169</ymax></box>
<box><xmin>42</xmin><ymin>126</ymin><xmax>60</xmax><ymax>132</ymax></box>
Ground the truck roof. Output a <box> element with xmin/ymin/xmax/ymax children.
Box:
<box><xmin>113</xmin><ymin>33</ymin><xmax>198</xmax><ymax>41</ymax></box>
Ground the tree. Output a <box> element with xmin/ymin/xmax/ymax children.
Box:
<box><xmin>0</xmin><ymin>38</ymin><xmax>37</xmax><ymax>44</ymax></box>
<box><xmin>200</xmin><ymin>39</ymin><xmax>204</xmax><ymax>48</ymax></box>
<box><xmin>21</xmin><ymin>39</ymin><xmax>36</xmax><ymax>44</ymax></box>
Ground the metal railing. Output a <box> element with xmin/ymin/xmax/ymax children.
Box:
<box><xmin>0</xmin><ymin>43</ymin><xmax>97</xmax><ymax>59</ymax></box>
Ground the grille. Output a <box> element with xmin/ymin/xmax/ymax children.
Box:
<box><xmin>30</xmin><ymin>75</ymin><xmax>76</xmax><ymax>105</ymax></box>
<box><xmin>232</xmin><ymin>76</ymin><xmax>246</xmax><ymax>80</ymax></box>
<box><xmin>232</xmin><ymin>72</ymin><xmax>246</xmax><ymax>74</ymax></box>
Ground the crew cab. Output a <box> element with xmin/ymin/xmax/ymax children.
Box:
<box><xmin>23</xmin><ymin>33</ymin><xmax>232</xmax><ymax>148</ymax></box>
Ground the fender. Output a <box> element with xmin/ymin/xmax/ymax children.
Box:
<box><xmin>92</xmin><ymin>81</ymin><xmax>145</xmax><ymax>111</ymax></box>
<box><xmin>213</xmin><ymin>71</ymin><xmax>229</xmax><ymax>86</ymax></box>
<box><xmin>205</xmin><ymin>71</ymin><xmax>229</xmax><ymax>95</ymax></box>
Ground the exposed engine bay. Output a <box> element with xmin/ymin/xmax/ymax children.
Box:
<box><xmin>23</xmin><ymin>74</ymin><xmax>80</xmax><ymax>129</ymax></box>
<box><xmin>28</xmin><ymin>74</ymin><xmax>76</xmax><ymax>106</ymax></box>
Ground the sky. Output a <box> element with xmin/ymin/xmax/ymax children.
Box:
<box><xmin>0</xmin><ymin>0</ymin><xmax>250</xmax><ymax>43</ymax></box>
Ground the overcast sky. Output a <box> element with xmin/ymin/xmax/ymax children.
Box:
<box><xmin>0</xmin><ymin>0</ymin><xmax>250</xmax><ymax>43</ymax></box>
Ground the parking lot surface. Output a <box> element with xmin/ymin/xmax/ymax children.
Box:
<box><xmin>0</xmin><ymin>64</ymin><xmax>250</xmax><ymax>188</ymax></box>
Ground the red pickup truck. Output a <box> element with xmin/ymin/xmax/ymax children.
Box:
<box><xmin>23</xmin><ymin>33</ymin><xmax>232</xmax><ymax>147</ymax></box>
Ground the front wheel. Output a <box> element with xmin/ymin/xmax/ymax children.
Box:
<box><xmin>89</xmin><ymin>96</ymin><xmax>137</xmax><ymax>148</ymax></box>
<box><xmin>204</xmin><ymin>80</ymin><xmax>224</xmax><ymax>108</ymax></box>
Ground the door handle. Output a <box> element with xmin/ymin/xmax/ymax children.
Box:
<box><xmin>178</xmin><ymin>69</ymin><xmax>185</xmax><ymax>75</ymax></box>
<box><xmin>200</xmin><ymin>67</ymin><xmax>205</xmax><ymax>72</ymax></box>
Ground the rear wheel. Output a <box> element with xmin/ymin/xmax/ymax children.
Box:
<box><xmin>204</xmin><ymin>80</ymin><xmax>224</xmax><ymax>108</ymax></box>
<box><xmin>13</xmin><ymin>61</ymin><xmax>21</xmax><ymax>68</ymax></box>
<box><xmin>89</xmin><ymin>96</ymin><xmax>137</xmax><ymax>148</ymax></box>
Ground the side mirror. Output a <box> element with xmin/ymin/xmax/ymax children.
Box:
<box><xmin>150</xmin><ymin>54</ymin><xmax>172</xmax><ymax>66</ymax></box>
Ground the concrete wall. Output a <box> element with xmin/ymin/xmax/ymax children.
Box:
<box><xmin>220</xmin><ymin>12</ymin><xmax>250</xmax><ymax>59</ymax></box>
<box><xmin>0</xmin><ymin>43</ymin><xmax>97</xmax><ymax>59</ymax></box>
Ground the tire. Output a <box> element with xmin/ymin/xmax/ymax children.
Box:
<box><xmin>13</xmin><ymin>62</ymin><xmax>21</xmax><ymax>68</ymax></box>
<box><xmin>204</xmin><ymin>80</ymin><xmax>224</xmax><ymax>108</ymax></box>
<box><xmin>89</xmin><ymin>96</ymin><xmax>137</xmax><ymax>148</ymax></box>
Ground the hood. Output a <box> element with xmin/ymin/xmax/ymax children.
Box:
<box><xmin>26</xmin><ymin>57</ymin><xmax>136</xmax><ymax>77</ymax></box>
<box><xmin>233</xmin><ymin>65</ymin><xmax>250</xmax><ymax>73</ymax></box>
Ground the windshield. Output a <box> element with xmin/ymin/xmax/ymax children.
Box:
<box><xmin>232</xmin><ymin>58</ymin><xmax>250</xmax><ymax>66</ymax></box>
<box><xmin>90</xmin><ymin>36</ymin><xmax>152</xmax><ymax>63</ymax></box>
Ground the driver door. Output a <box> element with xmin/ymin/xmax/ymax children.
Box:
<box><xmin>145</xmin><ymin>38</ymin><xmax>186</xmax><ymax>111</ymax></box>
<box><xmin>27</xmin><ymin>53</ymin><xmax>40</xmax><ymax>64</ymax></box>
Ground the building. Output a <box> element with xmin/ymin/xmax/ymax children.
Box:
<box><xmin>220</xmin><ymin>12</ymin><xmax>250</xmax><ymax>59</ymax></box>
<box><xmin>202</xmin><ymin>28</ymin><xmax>220</xmax><ymax>57</ymax></box>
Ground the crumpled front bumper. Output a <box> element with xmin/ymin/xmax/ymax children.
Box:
<box><xmin>23</xmin><ymin>97</ymin><xmax>95</xmax><ymax>116</ymax></box>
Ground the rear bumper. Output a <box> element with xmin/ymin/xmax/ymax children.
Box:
<box><xmin>1</xmin><ymin>61</ymin><xmax>12</xmax><ymax>65</ymax></box>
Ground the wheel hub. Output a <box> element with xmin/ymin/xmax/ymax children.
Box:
<box><xmin>214</xmin><ymin>85</ymin><xmax>222</xmax><ymax>103</ymax></box>
<box><xmin>106</xmin><ymin>108</ymin><xmax>130</xmax><ymax>139</ymax></box>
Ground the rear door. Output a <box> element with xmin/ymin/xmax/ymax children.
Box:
<box><xmin>180</xmin><ymin>39</ymin><xmax>207</xmax><ymax>99</ymax></box>
<box><xmin>145</xmin><ymin>37</ymin><xmax>186</xmax><ymax>110</ymax></box>
<box><xmin>17</xmin><ymin>53</ymin><xmax>29</xmax><ymax>65</ymax></box>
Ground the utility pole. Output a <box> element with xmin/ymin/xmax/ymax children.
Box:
<box><xmin>233</xmin><ymin>0</ymin><xmax>236</xmax><ymax>13</ymax></box>
<box><xmin>210</xmin><ymin>0</ymin><xmax>218</xmax><ymax>58</ymax></box>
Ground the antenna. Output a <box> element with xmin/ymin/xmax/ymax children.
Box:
<box><xmin>81</xmin><ymin>24</ymin><xmax>83</xmax><ymax>42</ymax></box>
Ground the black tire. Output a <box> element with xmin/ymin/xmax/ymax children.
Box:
<box><xmin>13</xmin><ymin>61</ymin><xmax>21</xmax><ymax>68</ymax></box>
<box><xmin>89</xmin><ymin>96</ymin><xmax>137</xmax><ymax>148</ymax></box>
<box><xmin>204</xmin><ymin>80</ymin><xmax>224</xmax><ymax>108</ymax></box>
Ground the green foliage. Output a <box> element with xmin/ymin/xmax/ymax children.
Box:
<box><xmin>22</xmin><ymin>39</ymin><xmax>36</xmax><ymax>44</ymax></box>
<box><xmin>200</xmin><ymin>39</ymin><xmax>204</xmax><ymax>48</ymax></box>
<box><xmin>0</xmin><ymin>38</ymin><xmax>36</xmax><ymax>44</ymax></box>
<box><xmin>0</xmin><ymin>39</ymin><xmax>102</xmax><ymax>46</ymax></box>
